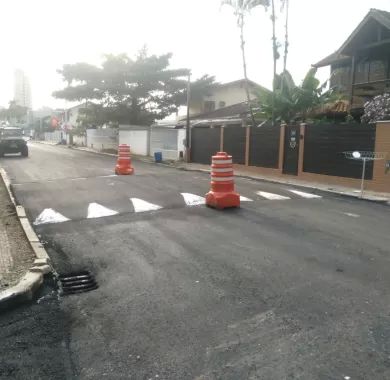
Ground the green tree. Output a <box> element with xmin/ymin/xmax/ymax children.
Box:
<box><xmin>280</xmin><ymin>0</ymin><xmax>289</xmax><ymax>77</ymax></box>
<box><xmin>54</xmin><ymin>51</ymin><xmax>214</xmax><ymax>126</ymax></box>
<box><xmin>222</xmin><ymin>0</ymin><xmax>269</xmax><ymax>126</ymax></box>
<box><xmin>258</xmin><ymin>68</ymin><xmax>338</xmax><ymax>123</ymax></box>
<box><xmin>0</xmin><ymin>100</ymin><xmax>28</xmax><ymax>123</ymax></box>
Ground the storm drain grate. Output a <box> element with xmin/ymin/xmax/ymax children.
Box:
<box><xmin>58</xmin><ymin>270</ymin><xmax>98</xmax><ymax>295</ymax></box>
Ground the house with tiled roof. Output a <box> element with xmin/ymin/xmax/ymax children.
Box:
<box><xmin>183</xmin><ymin>79</ymin><xmax>269</xmax><ymax>121</ymax></box>
<box><xmin>313</xmin><ymin>8</ymin><xmax>390</xmax><ymax>116</ymax></box>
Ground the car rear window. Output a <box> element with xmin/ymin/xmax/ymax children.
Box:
<box><xmin>1</xmin><ymin>129</ymin><xmax>23</xmax><ymax>137</ymax></box>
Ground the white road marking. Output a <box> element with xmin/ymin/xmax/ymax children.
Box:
<box><xmin>71</xmin><ymin>177</ymin><xmax>87</xmax><ymax>181</ymax></box>
<box><xmin>33</xmin><ymin>208</ymin><xmax>70</xmax><ymax>225</ymax></box>
<box><xmin>87</xmin><ymin>203</ymin><xmax>118</xmax><ymax>219</ymax></box>
<box><xmin>181</xmin><ymin>193</ymin><xmax>205</xmax><ymax>206</ymax></box>
<box><xmin>288</xmin><ymin>189</ymin><xmax>322</xmax><ymax>199</ymax></box>
<box><xmin>240</xmin><ymin>195</ymin><xmax>253</xmax><ymax>202</ymax></box>
<box><xmin>343</xmin><ymin>212</ymin><xmax>360</xmax><ymax>218</ymax></box>
<box><xmin>256</xmin><ymin>191</ymin><xmax>290</xmax><ymax>200</ymax></box>
<box><xmin>130</xmin><ymin>198</ymin><xmax>162</xmax><ymax>213</ymax></box>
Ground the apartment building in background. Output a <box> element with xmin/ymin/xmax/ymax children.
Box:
<box><xmin>14</xmin><ymin>69</ymin><xmax>32</xmax><ymax>109</ymax></box>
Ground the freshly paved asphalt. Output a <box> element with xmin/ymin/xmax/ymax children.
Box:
<box><xmin>1</xmin><ymin>142</ymin><xmax>390</xmax><ymax>379</ymax></box>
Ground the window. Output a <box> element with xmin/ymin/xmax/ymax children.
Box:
<box><xmin>330</xmin><ymin>66</ymin><xmax>351</xmax><ymax>93</ymax></box>
<box><xmin>355</xmin><ymin>60</ymin><xmax>369</xmax><ymax>83</ymax></box>
<box><xmin>369</xmin><ymin>60</ymin><xmax>386</xmax><ymax>82</ymax></box>
<box><xmin>204</xmin><ymin>101</ymin><xmax>215</xmax><ymax>113</ymax></box>
<box><xmin>218</xmin><ymin>101</ymin><xmax>226</xmax><ymax>108</ymax></box>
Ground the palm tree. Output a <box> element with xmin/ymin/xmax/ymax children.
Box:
<box><xmin>280</xmin><ymin>0</ymin><xmax>289</xmax><ymax>89</ymax></box>
<box><xmin>222</xmin><ymin>0</ymin><xmax>269</xmax><ymax>126</ymax></box>
<box><xmin>270</xmin><ymin>0</ymin><xmax>278</xmax><ymax>125</ymax></box>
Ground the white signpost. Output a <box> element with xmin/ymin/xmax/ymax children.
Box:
<box><xmin>344</xmin><ymin>151</ymin><xmax>386</xmax><ymax>198</ymax></box>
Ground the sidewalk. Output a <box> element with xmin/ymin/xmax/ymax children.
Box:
<box><xmin>0</xmin><ymin>168</ymin><xmax>52</xmax><ymax>309</ymax></box>
<box><xmin>0</xmin><ymin>173</ymin><xmax>34</xmax><ymax>291</ymax></box>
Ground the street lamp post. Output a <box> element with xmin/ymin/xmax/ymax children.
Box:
<box><xmin>185</xmin><ymin>72</ymin><xmax>191</xmax><ymax>163</ymax></box>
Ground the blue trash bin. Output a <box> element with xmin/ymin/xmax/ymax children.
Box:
<box><xmin>154</xmin><ymin>151</ymin><xmax>162</xmax><ymax>163</ymax></box>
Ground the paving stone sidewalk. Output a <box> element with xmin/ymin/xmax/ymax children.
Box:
<box><xmin>0</xmin><ymin>175</ymin><xmax>34</xmax><ymax>291</ymax></box>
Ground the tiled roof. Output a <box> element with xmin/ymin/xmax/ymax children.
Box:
<box><xmin>314</xmin><ymin>100</ymin><xmax>349</xmax><ymax>115</ymax></box>
<box><xmin>184</xmin><ymin>101</ymin><xmax>260</xmax><ymax>121</ymax></box>
<box><xmin>312</xmin><ymin>51</ymin><xmax>350</xmax><ymax>68</ymax></box>
<box><xmin>211</xmin><ymin>79</ymin><xmax>271</xmax><ymax>94</ymax></box>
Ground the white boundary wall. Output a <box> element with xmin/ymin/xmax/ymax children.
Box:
<box><xmin>44</xmin><ymin>130</ymin><xmax>65</xmax><ymax>143</ymax></box>
<box><xmin>119</xmin><ymin>129</ymin><xmax>149</xmax><ymax>156</ymax></box>
<box><xmin>66</xmin><ymin>134</ymin><xmax>86</xmax><ymax>146</ymax></box>
<box><xmin>86</xmin><ymin>129</ymin><xmax>118</xmax><ymax>151</ymax></box>
<box><xmin>150</xmin><ymin>127</ymin><xmax>185</xmax><ymax>160</ymax></box>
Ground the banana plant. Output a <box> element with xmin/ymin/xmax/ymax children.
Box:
<box><xmin>257</xmin><ymin>68</ymin><xmax>339</xmax><ymax>123</ymax></box>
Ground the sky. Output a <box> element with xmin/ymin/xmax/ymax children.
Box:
<box><xmin>0</xmin><ymin>0</ymin><xmax>389</xmax><ymax>110</ymax></box>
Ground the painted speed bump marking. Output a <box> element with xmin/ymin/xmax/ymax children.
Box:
<box><xmin>240</xmin><ymin>195</ymin><xmax>253</xmax><ymax>202</ymax></box>
<box><xmin>130</xmin><ymin>198</ymin><xmax>162</xmax><ymax>213</ymax></box>
<box><xmin>33</xmin><ymin>208</ymin><xmax>70</xmax><ymax>225</ymax></box>
<box><xmin>288</xmin><ymin>190</ymin><xmax>322</xmax><ymax>199</ymax></box>
<box><xmin>181</xmin><ymin>193</ymin><xmax>205</xmax><ymax>206</ymax></box>
<box><xmin>87</xmin><ymin>203</ymin><xmax>118</xmax><ymax>219</ymax></box>
<box><xmin>256</xmin><ymin>191</ymin><xmax>290</xmax><ymax>200</ymax></box>
<box><xmin>343</xmin><ymin>212</ymin><xmax>360</xmax><ymax>218</ymax></box>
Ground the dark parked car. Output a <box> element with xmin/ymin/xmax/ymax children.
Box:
<box><xmin>0</xmin><ymin>127</ymin><xmax>28</xmax><ymax>157</ymax></box>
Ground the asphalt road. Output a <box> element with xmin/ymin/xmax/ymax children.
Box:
<box><xmin>1</xmin><ymin>142</ymin><xmax>390</xmax><ymax>380</ymax></box>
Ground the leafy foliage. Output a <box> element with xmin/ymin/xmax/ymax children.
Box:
<box><xmin>221</xmin><ymin>0</ymin><xmax>269</xmax><ymax>18</ymax></box>
<box><xmin>257</xmin><ymin>68</ymin><xmax>338</xmax><ymax>123</ymax></box>
<box><xmin>361</xmin><ymin>93</ymin><xmax>390</xmax><ymax>123</ymax></box>
<box><xmin>0</xmin><ymin>101</ymin><xmax>28</xmax><ymax>123</ymax></box>
<box><xmin>54</xmin><ymin>51</ymin><xmax>215</xmax><ymax>126</ymax></box>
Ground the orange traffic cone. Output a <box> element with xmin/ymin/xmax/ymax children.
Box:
<box><xmin>115</xmin><ymin>144</ymin><xmax>134</xmax><ymax>175</ymax></box>
<box><xmin>205</xmin><ymin>152</ymin><xmax>240</xmax><ymax>209</ymax></box>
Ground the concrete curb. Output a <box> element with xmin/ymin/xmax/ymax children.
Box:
<box><xmin>0</xmin><ymin>168</ymin><xmax>52</xmax><ymax>311</ymax></box>
<box><xmin>68</xmin><ymin>146</ymin><xmax>117</xmax><ymax>157</ymax></box>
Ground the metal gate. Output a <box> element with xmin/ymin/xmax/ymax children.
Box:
<box><xmin>191</xmin><ymin>127</ymin><xmax>220</xmax><ymax>164</ymax></box>
<box><xmin>303</xmin><ymin>123</ymin><xmax>376</xmax><ymax>179</ymax></box>
<box><xmin>223</xmin><ymin>125</ymin><xmax>246</xmax><ymax>164</ymax></box>
<box><xmin>249</xmin><ymin>124</ymin><xmax>280</xmax><ymax>168</ymax></box>
<box><xmin>283</xmin><ymin>125</ymin><xmax>300</xmax><ymax>175</ymax></box>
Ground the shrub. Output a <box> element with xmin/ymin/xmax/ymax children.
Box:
<box><xmin>361</xmin><ymin>93</ymin><xmax>390</xmax><ymax>123</ymax></box>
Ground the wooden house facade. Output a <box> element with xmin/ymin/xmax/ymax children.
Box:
<box><xmin>314</xmin><ymin>9</ymin><xmax>390</xmax><ymax>115</ymax></box>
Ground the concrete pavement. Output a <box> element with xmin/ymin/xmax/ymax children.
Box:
<box><xmin>1</xmin><ymin>142</ymin><xmax>390</xmax><ymax>379</ymax></box>
<box><xmin>0</xmin><ymin>170</ymin><xmax>35</xmax><ymax>291</ymax></box>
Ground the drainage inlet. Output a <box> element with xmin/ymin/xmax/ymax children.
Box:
<box><xmin>58</xmin><ymin>270</ymin><xmax>98</xmax><ymax>295</ymax></box>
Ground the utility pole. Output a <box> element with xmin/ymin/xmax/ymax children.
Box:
<box><xmin>185</xmin><ymin>72</ymin><xmax>191</xmax><ymax>162</ymax></box>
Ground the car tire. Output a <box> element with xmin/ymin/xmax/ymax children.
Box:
<box><xmin>21</xmin><ymin>146</ymin><xmax>28</xmax><ymax>157</ymax></box>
